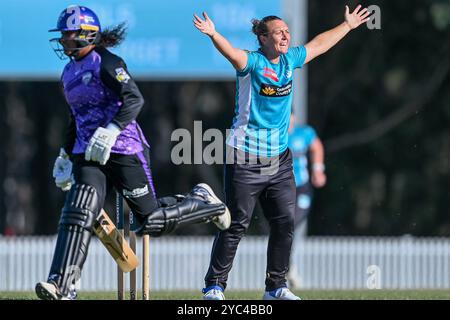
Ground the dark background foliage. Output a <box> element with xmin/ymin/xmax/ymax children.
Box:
<box><xmin>0</xmin><ymin>0</ymin><xmax>448</xmax><ymax>236</ymax></box>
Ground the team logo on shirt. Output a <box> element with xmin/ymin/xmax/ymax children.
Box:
<box><xmin>81</xmin><ymin>71</ymin><xmax>92</xmax><ymax>85</ymax></box>
<box><xmin>293</xmin><ymin>140</ymin><xmax>305</xmax><ymax>151</ymax></box>
<box><xmin>259</xmin><ymin>81</ymin><xmax>292</xmax><ymax>97</ymax></box>
<box><xmin>286</xmin><ymin>69</ymin><xmax>293</xmax><ymax>78</ymax></box>
<box><xmin>262</xmin><ymin>68</ymin><xmax>279</xmax><ymax>82</ymax></box>
<box><xmin>115</xmin><ymin>67</ymin><xmax>130</xmax><ymax>84</ymax></box>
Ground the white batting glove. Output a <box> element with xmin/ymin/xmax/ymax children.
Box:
<box><xmin>53</xmin><ymin>148</ymin><xmax>74</xmax><ymax>192</ymax></box>
<box><xmin>85</xmin><ymin>123</ymin><xmax>121</xmax><ymax>165</ymax></box>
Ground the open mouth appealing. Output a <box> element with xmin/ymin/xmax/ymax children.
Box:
<box><xmin>279</xmin><ymin>42</ymin><xmax>289</xmax><ymax>50</ymax></box>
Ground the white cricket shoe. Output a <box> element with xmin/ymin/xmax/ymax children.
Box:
<box><xmin>194</xmin><ymin>183</ymin><xmax>231</xmax><ymax>230</ymax></box>
<box><xmin>202</xmin><ymin>286</ymin><xmax>225</xmax><ymax>300</ymax></box>
<box><xmin>68</xmin><ymin>284</ymin><xmax>78</xmax><ymax>300</ymax></box>
<box><xmin>35</xmin><ymin>281</ymin><xmax>75</xmax><ymax>300</ymax></box>
<box><xmin>262</xmin><ymin>287</ymin><xmax>301</xmax><ymax>300</ymax></box>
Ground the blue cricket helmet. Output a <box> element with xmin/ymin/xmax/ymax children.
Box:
<box><xmin>49</xmin><ymin>5</ymin><xmax>101</xmax><ymax>32</ymax></box>
<box><xmin>49</xmin><ymin>5</ymin><xmax>101</xmax><ymax>59</ymax></box>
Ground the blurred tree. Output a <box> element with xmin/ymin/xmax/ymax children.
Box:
<box><xmin>308</xmin><ymin>0</ymin><xmax>450</xmax><ymax>236</ymax></box>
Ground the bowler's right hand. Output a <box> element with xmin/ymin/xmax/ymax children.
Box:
<box><xmin>193</xmin><ymin>12</ymin><xmax>216</xmax><ymax>37</ymax></box>
<box><xmin>53</xmin><ymin>148</ymin><xmax>74</xmax><ymax>192</ymax></box>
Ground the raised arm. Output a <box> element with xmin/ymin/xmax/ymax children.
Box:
<box><xmin>304</xmin><ymin>5</ymin><xmax>370</xmax><ymax>64</ymax></box>
<box><xmin>194</xmin><ymin>12</ymin><xmax>248</xmax><ymax>71</ymax></box>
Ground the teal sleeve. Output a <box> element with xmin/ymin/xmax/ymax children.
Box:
<box><xmin>304</xmin><ymin>126</ymin><xmax>317</xmax><ymax>147</ymax></box>
<box><xmin>289</xmin><ymin>46</ymin><xmax>307</xmax><ymax>69</ymax></box>
<box><xmin>237</xmin><ymin>51</ymin><xmax>257</xmax><ymax>76</ymax></box>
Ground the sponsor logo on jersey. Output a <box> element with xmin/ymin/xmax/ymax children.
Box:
<box><xmin>259</xmin><ymin>81</ymin><xmax>292</xmax><ymax>97</ymax></box>
<box><xmin>122</xmin><ymin>185</ymin><xmax>149</xmax><ymax>198</ymax></box>
<box><xmin>262</xmin><ymin>68</ymin><xmax>279</xmax><ymax>82</ymax></box>
<box><xmin>115</xmin><ymin>67</ymin><xmax>130</xmax><ymax>84</ymax></box>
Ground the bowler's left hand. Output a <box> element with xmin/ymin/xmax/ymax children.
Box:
<box><xmin>345</xmin><ymin>4</ymin><xmax>371</xmax><ymax>30</ymax></box>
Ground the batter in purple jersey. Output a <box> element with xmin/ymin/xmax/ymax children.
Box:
<box><xmin>35</xmin><ymin>5</ymin><xmax>231</xmax><ymax>300</ymax></box>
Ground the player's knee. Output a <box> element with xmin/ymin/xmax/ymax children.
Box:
<box><xmin>158</xmin><ymin>195</ymin><xmax>183</xmax><ymax>207</ymax></box>
<box><xmin>225</xmin><ymin>220</ymin><xmax>248</xmax><ymax>236</ymax></box>
<box><xmin>270</xmin><ymin>215</ymin><xmax>295</xmax><ymax>233</ymax></box>
<box><xmin>141</xmin><ymin>207</ymin><xmax>167</xmax><ymax>237</ymax></box>
<box><xmin>60</xmin><ymin>184</ymin><xmax>101</xmax><ymax>230</ymax></box>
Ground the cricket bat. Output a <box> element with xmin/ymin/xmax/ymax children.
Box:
<box><xmin>93</xmin><ymin>209</ymin><xmax>139</xmax><ymax>273</ymax></box>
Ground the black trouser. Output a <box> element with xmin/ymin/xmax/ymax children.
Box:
<box><xmin>47</xmin><ymin>147</ymin><xmax>158</xmax><ymax>295</ymax></box>
<box><xmin>205</xmin><ymin>148</ymin><xmax>296</xmax><ymax>291</ymax></box>
<box><xmin>72</xmin><ymin>146</ymin><xmax>158</xmax><ymax>222</ymax></box>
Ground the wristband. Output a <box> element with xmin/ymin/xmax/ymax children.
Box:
<box><xmin>312</xmin><ymin>163</ymin><xmax>325</xmax><ymax>172</ymax></box>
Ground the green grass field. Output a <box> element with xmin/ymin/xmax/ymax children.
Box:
<box><xmin>1</xmin><ymin>290</ymin><xmax>450</xmax><ymax>300</ymax></box>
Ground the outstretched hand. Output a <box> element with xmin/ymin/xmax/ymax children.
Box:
<box><xmin>345</xmin><ymin>4</ymin><xmax>371</xmax><ymax>30</ymax></box>
<box><xmin>193</xmin><ymin>12</ymin><xmax>216</xmax><ymax>37</ymax></box>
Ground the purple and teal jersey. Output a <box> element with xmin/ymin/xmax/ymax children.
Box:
<box><xmin>288</xmin><ymin>125</ymin><xmax>317</xmax><ymax>187</ymax></box>
<box><xmin>227</xmin><ymin>46</ymin><xmax>307</xmax><ymax>157</ymax></box>
<box><xmin>61</xmin><ymin>47</ymin><xmax>149</xmax><ymax>155</ymax></box>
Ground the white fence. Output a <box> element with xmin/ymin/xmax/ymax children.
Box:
<box><xmin>1</xmin><ymin>236</ymin><xmax>450</xmax><ymax>291</ymax></box>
